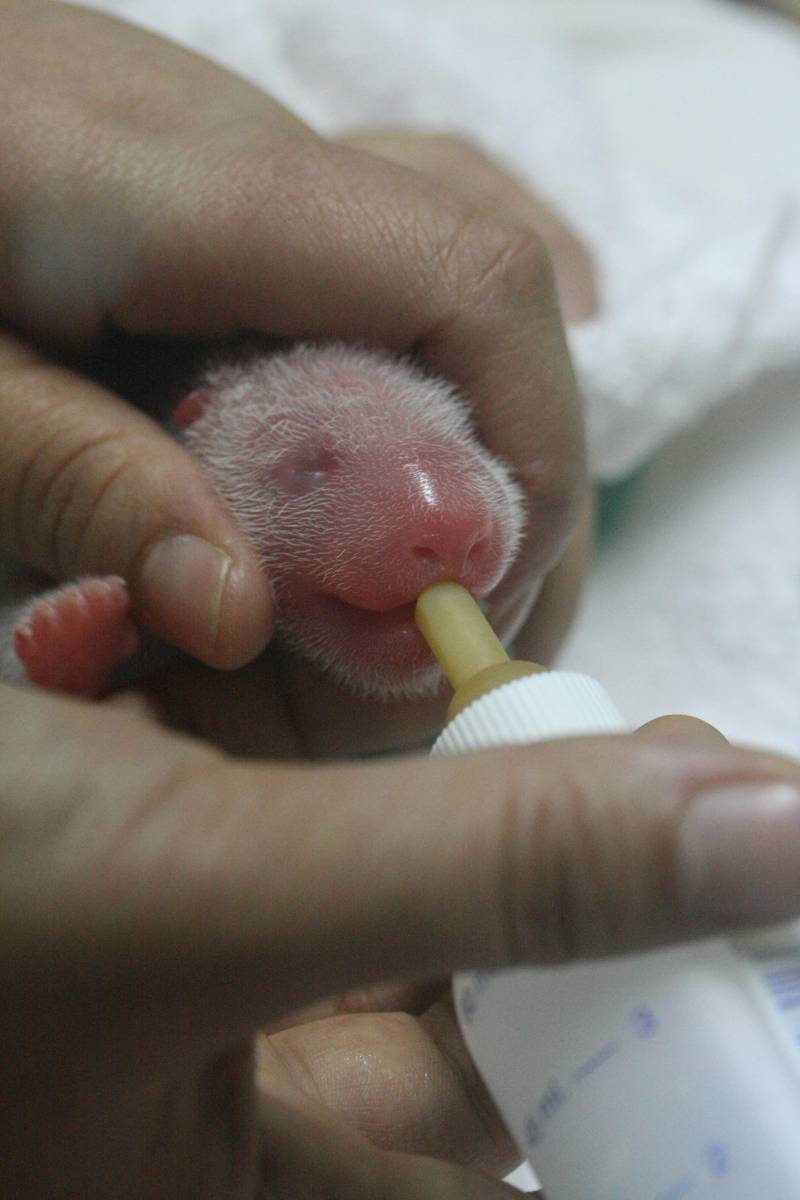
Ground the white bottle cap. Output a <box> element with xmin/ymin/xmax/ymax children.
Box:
<box><xmin>432</xmin><ymin>671</ymin><xmax>626</xmax><ymax>757</ymax></box>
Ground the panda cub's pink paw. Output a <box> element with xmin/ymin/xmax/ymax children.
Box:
<box><xmin>14</xmin><ymin>576</ymin><xmax>138</xmax><ymax>697</ymax></box>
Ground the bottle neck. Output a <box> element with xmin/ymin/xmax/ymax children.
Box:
<box><xmin>447</xmin><ymin>660</ymin><xmax>544</xmax><ymax>721</ymax></box>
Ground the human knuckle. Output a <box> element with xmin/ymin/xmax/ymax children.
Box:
<box><xmin>490</xmin><ymin>225</ymin><xmax>555</xmax><ymax>297</ymax></box>
<box><xmin>30</xmin><ymin>428</ymin><xmax>146</xmax><ymax>574</ymax></box>
<box><xmin>435</xmin><ymin>214</ymin><xmax>540</xmax><ymax>309</ymax></box>
<box><xmin>111</xmin><ymin>745</ymin><xmax>227</xmax><ymax>877</ymax></box>
<box><xmin>501</xmin><ymin>755</ymin><xmax>612</xmax><ymax>964</ymax></box>
<box><xmin>468</xmin><ymin>221</ymin><xmax>557</xmax><ymax>314</ymax></box>
<box><xmin>142</xmin><ymin>748</ymin><xmax>225</xmax><ymax>819</ymax></box>
<box><xmin>0</xmin><ymin>359</ymin><xmax>148</xmax><ymax>571</ymax></box>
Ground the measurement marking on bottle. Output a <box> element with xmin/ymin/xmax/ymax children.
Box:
<box><xmin>704</xmin><ymin>1140</ymin><xmax>732</xmax><ymax>1177</ymax></box>
<box><xmin>459</xmin><ymin>987</ymin><xmax>478</xmax><ymax>1023</ymax></box>
<box><xmin>654</xmin><ymin>1175</ymin><xmax>695</xmax><ymax>1200</ymax></box>
<box><xmin>571</xmin><ymin>1039</ymin><xmax>620</xmax><ymax>1084</ymax></box>
<box><xmin>764</xmin><ymin>966</ymin><xmax>800</xmax><ymax>986</ymax></box>
<box><xmin>765</xmin><ymin>966</ymin><xmax>800</xmax><ymax>1010</ymax></box>
<box><xmin>518</xmin><ymin>1001</ymin><xmax>664</xmax><ymax>1152</ymax></box>
<box><xmin>456</xmin><ymin>973</ymin><xmax>492</xmax><ymax>1024</ymax></box>
<box><xmin>523</xmin><ymin>1079</ymin><xmax>568</xmax><ymax>1149</ymax></box>
<box><xmin>751</xmin><ymin>953</ymin><xmax>800</xmax><ymax>1049</ymax></box>
<box><xmin>630</xmin><ymin>1003</ymin><xmax>659</xmax><ymax>1038</ymax></box>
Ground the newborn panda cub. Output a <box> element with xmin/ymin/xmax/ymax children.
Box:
<box><xmin>3</xmin><ymin>343</ymin><xmax>525</xmax><ymax>700</ymax></box>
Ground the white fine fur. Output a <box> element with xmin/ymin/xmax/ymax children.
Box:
<box><xmin>0</xmin><ymin>558</ymin><xmax>42</xmax><ymax>686</ymax></box>
<box><xmin>183</xmin><ymin>342</ymin><xmax>524</xmax><ymax>700</ymax></box>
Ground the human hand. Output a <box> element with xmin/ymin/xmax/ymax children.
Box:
<box><xmin>0</xmin><ymin>0</ymin><xmax>586</xmax><ymax>756</ymax></box>
<box><xmin>340</xmin><ymin>130</ymin><xmax>598</xmax><ymax>324</ymax></box>
<box><xmin>4</xmin><ymin>684</ymin><xmax>800</xmax><ymax>1197</ymax></box>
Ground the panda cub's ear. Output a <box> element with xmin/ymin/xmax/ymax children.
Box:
<box><xmin>173</xmin><ymin>388</ymin><xmax>213</xmax><ymax>430</ymax></box>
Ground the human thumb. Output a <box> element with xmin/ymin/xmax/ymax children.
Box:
<box><xmin>5</xmin><ymin>687</ymin><xmax>799</xmax><ymax>1050</ymax></box>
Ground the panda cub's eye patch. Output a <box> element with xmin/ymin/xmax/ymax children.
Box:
<box><xmin>270</xmin><ymin>441</ymin><xmax>341</xmax><ymax>496</ymax></box>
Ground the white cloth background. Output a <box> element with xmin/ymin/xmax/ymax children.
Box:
<box><xmin>74</xmin><ymin>0</ymin><xmax>800</xmax><ymax>1187</ymax></box>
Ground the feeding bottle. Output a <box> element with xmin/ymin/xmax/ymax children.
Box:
<box><xmin>416</xmin><ymin>581</ymin><xmax>800</xmax><ymax>1199</ymax></box>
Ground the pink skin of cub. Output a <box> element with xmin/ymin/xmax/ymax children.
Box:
<box><xmin>10</xmin><ymin>343</ymin><xmax>525</xmax><ymax>701</ymax></box>
<box><xmin>13</xmin><ymin>577</ymin><xmax>138</xmax><ymax>697</ymax></box>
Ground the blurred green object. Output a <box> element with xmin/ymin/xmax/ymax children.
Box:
<box><xmin>596</xmin><ymin>471</ymin><xmax>644</xmax><ymax>544</ymax></box>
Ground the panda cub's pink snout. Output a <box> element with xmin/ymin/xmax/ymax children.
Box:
<box><xmin>181</xmin><ymin>343</ymin><xmax>525</xmax><ymax>699</ymax></box>
<box><xmin>318</xmin><ymin>447</ymin><xmax>514</xmax><ymax>613</ymax></box>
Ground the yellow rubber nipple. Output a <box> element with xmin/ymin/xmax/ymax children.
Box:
<box><xmin>415</xmin><ymin>582</ymin><xmax>544</xmax><ymax>721</ymax></box>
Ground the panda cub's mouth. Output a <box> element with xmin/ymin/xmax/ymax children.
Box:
<box><xmin>324</xmin><ymin>593</ymin><xmax>418</xmax><ymax>629</ymax></box>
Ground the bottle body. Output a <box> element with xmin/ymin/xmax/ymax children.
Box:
<box><xmin>433</xmin><ymin>672</ymin><xmax>800</xmax><ymax>1197</ymax></box>
<box><xmin>455</xmin><ymin>931</ymin><xmax>800</xmax><ymax>1197</ymax></box>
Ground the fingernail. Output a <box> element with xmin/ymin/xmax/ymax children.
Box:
<box><xmin>139</xmin><ymin>534</ymin><xmax>232</xmax><ymax>660</ymax></box>
<box><xmin>678</xmin><ymin>783</ymin><xmax>800</xmax><ymax>919</ymax></box>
